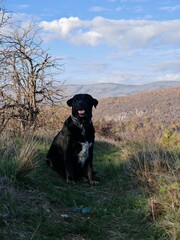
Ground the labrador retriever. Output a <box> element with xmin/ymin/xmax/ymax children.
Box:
<box><xmin>46</xmin><ymin>94</ymin><xmax>99</xmax><ymax>185</ymax></box>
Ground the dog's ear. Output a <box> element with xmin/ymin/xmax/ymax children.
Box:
<box><xmin>93</xmin><ymin>98</ymin><xmax>98</xmax><ymax>108</ymax></box>
<box><xmin>67</xmin><ymin>98</ymin><xmax>73</xmax><ymax>107</ymax></box>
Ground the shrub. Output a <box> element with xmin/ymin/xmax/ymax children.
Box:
<box><xmin>160</xmin><ymin>128</ymin><xmax>177</xmax><ymax>148</ymax></box>
<box><xmin>0</xmin><ymin>133</ymin><xmax>40</xmax><ymax>182</ymax></box>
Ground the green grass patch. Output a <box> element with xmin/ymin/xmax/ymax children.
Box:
<box><xmin>0</xmin><ymin>135</ymin><xmax>177</xmax><ymax>239</ymax></box>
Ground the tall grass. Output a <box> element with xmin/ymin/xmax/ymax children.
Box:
<box><xmin>0</xmin><ymin>133</ymin><xmax>41</xmax><ymax>182</ymax></box>
<box><xmin>121</xmin><ymin>141</ymin><xmax>180</xmax><ymax>239</ymax></box>
<box><xmin>0</xmin><ymin>129</ymin><xmax>179</xmax><ymax>239</ymax></box>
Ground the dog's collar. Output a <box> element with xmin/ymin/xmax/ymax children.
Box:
<box><xmin>71</xmin><ymin>115</ymin><xmax>83</xmax><ymax>129</ymax></box>
<box><xmin>71</xmin><ymin>115</ymin><xmax>91</xmax><ymax>129</ymax></box>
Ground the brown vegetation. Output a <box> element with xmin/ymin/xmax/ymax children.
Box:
<box><xmin>0</xmin><ymin>22</ymin><xmax>64</xmax><ymax>132</ymax></box>
<box><xmin>94</xmin><ymin>87</ymin><xmax>180</xmax><ymax>143</ymax></box>
<box><xmin>1</xmin><ymin>85</ymin><xmax>179</xmax><ymax>146</ymax></box>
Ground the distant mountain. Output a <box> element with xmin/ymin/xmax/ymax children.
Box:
<box><xmin>63</xmin><ymin>81</ymin><xmax>180</xmax><ymax>98</ymax></box>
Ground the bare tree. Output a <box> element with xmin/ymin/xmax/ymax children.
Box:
<box><xmin>0</xmin><ymin>3</ymin><xmax>10</xmax><ymax>29</ymax></box>
<box><xmin>0</xmin><ymin>22</ymin><xmax>64</xmax><ymax>131</ymax></box>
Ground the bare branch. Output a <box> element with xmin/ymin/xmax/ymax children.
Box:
<box><xmin>0</xmin><ymin>21</ymin><xmax>64</xmax><ymax>132</ymax></box>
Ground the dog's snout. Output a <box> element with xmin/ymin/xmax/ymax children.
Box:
<box><xmin>77</xmin><ymin>100</ymin><xmax>85</xmax><ymax>109</ymax></box>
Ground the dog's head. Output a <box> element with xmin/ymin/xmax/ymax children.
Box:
<box><xmin>67</xmin><ymin>94</ymin><xmax>98</xmax><ymax>125</ymax></box>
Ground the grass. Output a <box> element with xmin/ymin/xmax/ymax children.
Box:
<box><xmin>121</xmin><ymin>141</ymin><xmax>180</xmax><ymax>240</ymax></box>
<box><xmin>0</xmin><ymin>134</ymin><xmax>179</xmax><ymax>239</ymax></box>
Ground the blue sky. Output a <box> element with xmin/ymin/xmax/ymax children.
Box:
<box><xmin>3</xmin><ymin>0</ymin><xmax>180</xmax><ymax>85</ymax></box>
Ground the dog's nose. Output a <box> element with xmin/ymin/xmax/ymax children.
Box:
<box><xmin>78</xmin><ymin>101</ymin><xmax>85</xmax><ymax>108</ymax></box>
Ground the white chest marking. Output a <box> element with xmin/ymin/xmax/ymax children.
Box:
<box><xmin>78</xmin><ymin>141</ymin><xmax>92</xmax><ymax>166</ymax></box>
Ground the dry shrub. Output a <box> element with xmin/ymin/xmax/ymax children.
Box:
<box><xmin>15</xmin><ymin>136</ymin><xmax>40</xmax><ymax>180</ymax></box>
<box><xmin>36</xmin><ymin>105</ymin><xmax>70</xmax><ymax>133</ymax></box>
<box><xmin>94</xmin><ymin>117</ymin><xmax>164</xmax><ymax>144</ymax></box>
<box><xmin>0</xmin><ymin>132</ymin><xmax>41</xmax><ymax>181</ymax></box>
<box><xmin>0</xmin><ymin>104</ymin><xmax>70</xmax><ymax>135</ymax></box>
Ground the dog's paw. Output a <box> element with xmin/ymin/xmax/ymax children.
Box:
<box><xmin>81</xmin><ymin>177</ymin><xmax>89</xmax><ymax>182</ymax></box>
<box><xmin>89</xmin><ymin>180</ymin><xmax>99</xmax><ymax>186</ymax></box>
<box><xmin>66</xmin><ymin>179</ymin><xmax>75</xmax><ymax>185</ymax></box>
<box><xmin>92</xmin><ymin>175</ymin><xmax>100</xmax><ymax>181</ymax></box>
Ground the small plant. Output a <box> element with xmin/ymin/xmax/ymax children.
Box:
<box><xmin>160</xmin><ymin>182</ymin><xmax>180</xmax><ymax>210</ymax></box>
<box><xmin>160</xmin><ymin>127</ymin><xmax>178</xmax><ymax>149</ymax></box>
<box><xmin>15</xmin><ymin>136</ymin><xmax>40</xmax><ymax>181</ymax></box>
<box><xmin>0</xmin><ymin>133</ymin><xmax>40</xmax><ymax>182</ymax></box>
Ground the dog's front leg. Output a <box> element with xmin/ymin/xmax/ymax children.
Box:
<box><xmin>87</xmin><ymin>147</ymin><xmax>99</xmax><ymax>186</ymax></box>
<box><xmin>64</xmin><ymin>151</ymin><xmax>75</xmax><ymax>185</ymax></box>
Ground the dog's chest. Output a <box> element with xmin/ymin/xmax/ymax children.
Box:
<box><xmin>78</xmin><ymin>127</ymin><xmax>92</xmax><ymax>166</ymax></box>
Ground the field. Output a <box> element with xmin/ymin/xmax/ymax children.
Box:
<box><xmin>0</xmin><ymin>87</ymin><xmax>180</xmax><ymax>240</ymax></box>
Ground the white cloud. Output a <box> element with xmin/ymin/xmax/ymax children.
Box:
<box><xmin>115</xmin><ymin>7</ymin><xmax>124</xmax><ymax>11</ymax></box>
<box><xmin>157</xmin><ymin>74</ymin><xmax>180</xmax><ymax>82</ymax></box>
<box><xmin>17</xmin><ymin>4</ymin><xmax>30</xmax><ymax>9</ymax></box>
<box><xmin>160</xmin><ymin>5</ymin><xmax>180</xmax><ymax>12</ymax></box>
<box><xmin>90</xmin><ymin>6</ymin><xmax>109</xmax><ymax>12</ymax></box>
<box><xmin>108</xmin><ymin>0</ymin><xmax>117</xmax><ymax>2</ymax></box>
<box><xmin>40</xmin><ymin>17</ymin><xmax>102</xmax><ymax>46</ymax></box>
<box><xmin>71</xmin><ymin>30</ymin><xmax>102</xmax><ymax>46</ymax></box>
<box><xmin>150</xmin><ymin>61</ymin><xmax>180</xmax><ymax>73</ymax></box>
<box><xmin>40</xmin><ymin>17</ymin><xmax>82</xmax><ymax>38</ymax></box>
<box><xmin>39</xmin><ymin>17</ymin><xmax>180</xmax><ymax>49</ymax></box>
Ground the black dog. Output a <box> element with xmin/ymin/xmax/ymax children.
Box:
<box><xmin>46</xmin><ymin>94</ymin><xmax>99</xmax><ymax>185</ymax></box>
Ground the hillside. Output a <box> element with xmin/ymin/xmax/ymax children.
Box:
<box><xmin>93</xmin><ymin>87</ymin><xmax>180</xmax><ymax>142</ymax></box>
<box><xmin>63</xmin><ymin>81</ymin><xmax>180</xmax><ymax>99</ymax></box>
<box><xmin>94</xmin><ymin>87</ymin><xmax>180</xmax><ymax>124</ymax></box>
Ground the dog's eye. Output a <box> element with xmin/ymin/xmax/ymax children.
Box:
<box><xmin>75</xmin><ymin>99</ymin><xmax>79</xmax><ymax>102</ymax></box>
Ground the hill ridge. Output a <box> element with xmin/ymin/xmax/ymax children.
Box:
<box><xmin>63</xmin><ymin>81</ymin><xmax>180</xmax><ymax>98</ymax></box>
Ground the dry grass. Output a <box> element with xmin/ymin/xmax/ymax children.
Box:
<box><xmin>121</xmin><ymin>141</ymin><xmax>180</xmax><ymax>239</ymax></box>
<box><xmin>0</xmin><ymin>133</ymin><xmax>41</xmax><ymax>182</ymax></box>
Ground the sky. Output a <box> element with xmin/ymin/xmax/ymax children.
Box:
<box><xmin>2</xmin><ymin>0</ymin><xmax>180</xmax><ymax>85</ymax></box>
